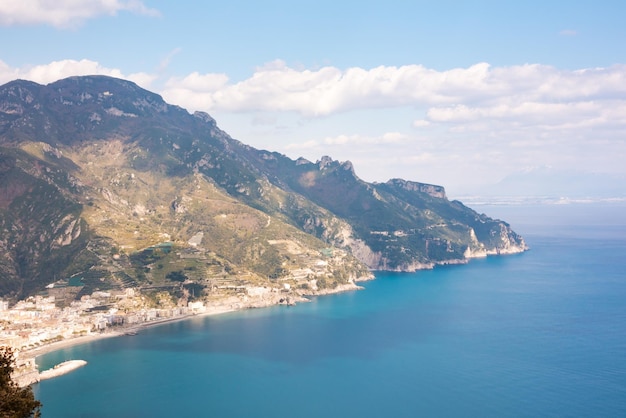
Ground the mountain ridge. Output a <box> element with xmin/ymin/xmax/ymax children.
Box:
<box><xmin>0</xmin><ymin>75</ymin><xmax>527</xmax><ymax>300</ymax></box>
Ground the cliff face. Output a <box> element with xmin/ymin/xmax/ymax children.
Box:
<box><xmin>0</xmin><ymin>76</ymin><xmax>527</xmax><ymax>298</ymax></box>
<box><xmin>385</xmin><ymin>178</ymin><xmax>447</xmax><ymax>199</ymax></box>
<box><xmin>238</xmin><ymin>150</ymin><xmax>527</xmax><ymax>271</ymax></box>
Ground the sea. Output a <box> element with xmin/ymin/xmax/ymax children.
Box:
<box><xmin>33</xmin><ymin>203</ymin><xmax>626</xmax><ymax>417</ymax></box>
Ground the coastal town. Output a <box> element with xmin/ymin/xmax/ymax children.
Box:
<box><xmin>0</xmin><ymin>288</ymin><xmax>208</xmax><ymax>386</ymax></box>
<box><xmin>1</xmin><ymin>289</ymin><xmax>209</xmax><ymax>353</ymax></box>
<box><xmin>1</xmin><ymin>278</ymin><xmax>363</xmax><ymax>387</ymax></box>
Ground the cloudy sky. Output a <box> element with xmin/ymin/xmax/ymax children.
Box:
<box><xmin>1</xmin><ymin>0</ymin><xmax>625</xmax><ymax>198</ymax></box>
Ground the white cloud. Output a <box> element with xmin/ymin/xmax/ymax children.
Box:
<box><xmin>412</xmin><ymin>119</ymin><xmax>430</xmax><ymax>128</ymax></box>
<box><xmin>0</xmin><ymin>59</ymin><xmax>156</xmax><ymax>88</ymax></box>
<box><xmin>0</xmin><ymin>60</ymin><xmax>19</xmax><ymax>82</ymax></box>
<box><xmin>0</xmin><ymin>0</ymin><xmax>159</xmax><ymax>28</ymax></box>
<box><xmin>162</xmin><ymin>72</ymin><xmax>230</xmax><ymax>109</ymax></box>
<box><xmin>160</xmin><ymin>63</ymin><xmax>470</xmax><ymax>116</ymax></box>
<box><xmin>427</xmin><ymin>100</ymin><xmax>626</xmax><ymax>131</ymax></box>
<box><xmin>159</xmin><ymin>63</ymin><xmax>626</xmax><ymax>133</ymax></box>
<box><xmin>285</xmin><ymin>132</ymin><xmax>409</xmax><ymax>151</ymax></box>
<box><xmin>324</xmin><ymin>132</ymin><xmax>408</xmax><ymax>146</ymax></box>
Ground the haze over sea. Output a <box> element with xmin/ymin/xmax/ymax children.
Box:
<box><xmin>34</xmin><ymin>203</ymin><xmax>626</xmax><ymax>417</ymax></box>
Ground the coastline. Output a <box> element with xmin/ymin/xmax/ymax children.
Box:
<box><xmin>15</xmin><ymin>278</ymin><xmax>369</xmax><ymax>386</ymax></box>
<box><xmin>14</xmin><ymin>305</ymin><xmax>245</xmax><ymax>386</ymax></box>
<box><xmin>13</xmin><ymin>252</ymin><xmax>527</xmax><ymax>366</ymax></box>
<box><xmin>21</xmin><ymin>330</ymin><xmax>124</xmax><ymax>358</ymax></box>
<box><xmin>14</xmin><ymin>256</ymin><xmax>515</xmax><ymax>386</ymax></box>
<box><xmin>21</xmin><ymin>306</ymin><xmax>240</xmax><ymax>360</ymax></box>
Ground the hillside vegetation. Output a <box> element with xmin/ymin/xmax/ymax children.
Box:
<box><xmin>0</xmin><ymin>76</ymin><xmax>526</xmax><ymax>300</ymax></box>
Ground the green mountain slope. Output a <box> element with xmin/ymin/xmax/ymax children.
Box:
<box><xmin>0</xmin><ymin>76</ymin><xmax>526</xmax><ymax>299</ymax></box>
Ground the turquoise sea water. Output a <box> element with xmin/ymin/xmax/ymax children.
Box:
<box><xmin>34</xmin><ymin>204</ymin><xmax>626</xmax><ymax>417</ymax></box>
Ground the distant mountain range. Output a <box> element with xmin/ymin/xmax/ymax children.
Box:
<box><xmin>0</xmin><ymin>76</ymin><xmax>526</xmax><ymax>299</ymax></box>
<box><xmin>456</xmin><ymin>167</ymin><xmax>626</xmax><ymax>204</ymax></box>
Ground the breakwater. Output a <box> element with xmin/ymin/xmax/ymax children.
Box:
<box><xmin>38</xmin><ymin>360</ymin><xmax>87</xmax><ymax>381</ymax></box>
<box><xmin>14</xmin><ymin>359</ymin><xmax>87</xmax><ymax>387</ymax></box>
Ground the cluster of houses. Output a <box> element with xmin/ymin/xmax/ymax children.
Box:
<box><xmin>0</xmin><ymin>289</ymin><xmax>207</xmax><ymax>353</ymax></box>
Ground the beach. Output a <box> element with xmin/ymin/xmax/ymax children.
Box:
<box><xmin>13</xmin><ymin>279</ymin><xmax>368</xmax><ymax>386</ymax></box>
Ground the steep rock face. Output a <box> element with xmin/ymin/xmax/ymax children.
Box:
<box><xmin>241</xmin><ymin>151</ymin><xmax>527</xmax><ymax>271</ymax></box>
<box><xmin>0</xmin><ymin>76</ymin><xmax>527</xmax><ymax>297</ymax></box>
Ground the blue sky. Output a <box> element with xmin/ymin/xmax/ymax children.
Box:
<box><xmin>1</xmin><ymin>0</ymin><xmax>625</xmax><ymax>198</ymax></box>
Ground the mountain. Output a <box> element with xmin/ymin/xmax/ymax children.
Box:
<box><xmin>487</xmin><ymin>167</ymin><xmax>626</xmax><ymax>200</ymax></box>
<box><xmin>0</xmin><ymin>76</ymin><xmax>526</xmax><ymax>299</ymax></box>
<box><xmin>456</xmin><ymin>167</ymin><xmax>626</xmax><ymax>205</ymax></box>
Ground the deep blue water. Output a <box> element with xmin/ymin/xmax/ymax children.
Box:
<box><xmin>34</xmin><ymin>204</ymin><xmax>626</xmax><ymax>417</ymax></box>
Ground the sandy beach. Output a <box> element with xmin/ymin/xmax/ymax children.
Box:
<box><xmin>21</xmin><ymin>331</ymin><xmax>124</xmax><ymax>358</ymax></box>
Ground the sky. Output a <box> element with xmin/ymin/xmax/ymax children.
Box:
<box><xmin>1</xmin><ymin>0</ymin><xmax>625</xmax><ymax>198</ymax></box>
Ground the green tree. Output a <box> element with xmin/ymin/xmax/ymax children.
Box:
<box><xmin>166</xmin><ymin>270</ymin><xmax>188</xmax><ymax>282</ymax></box>
<box><xmin>0</xmin><ymin>346</ymin><xmax>42</xmax><ymax>418</ymax></box>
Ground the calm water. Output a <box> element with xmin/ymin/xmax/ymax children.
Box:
<box><xmin>34</xmin><ymin>204</ymin><xmax>626</xmax><ymax>417</ymax></box>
